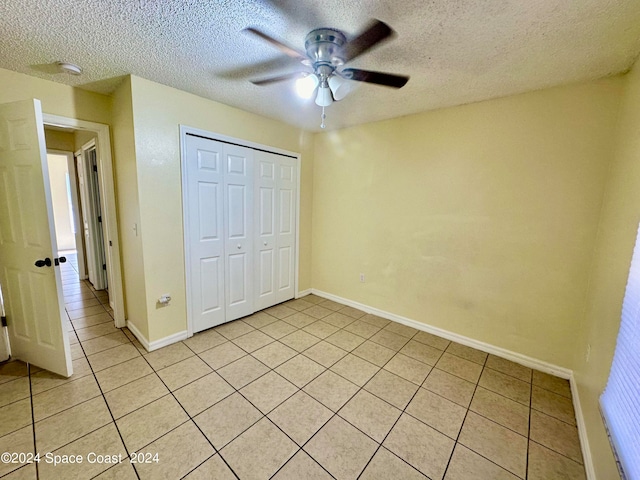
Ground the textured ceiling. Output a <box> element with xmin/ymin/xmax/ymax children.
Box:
<box><xmin>1</xmin><ymin>0</ymin><xmax>640</xmax><ymax>131</ymax></box>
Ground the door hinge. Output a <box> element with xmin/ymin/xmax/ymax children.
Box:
<box><xmin>98</xmin><ymin>215</ymin><xmax>102</xmax><ymax>223</ymax></box>
<box><xmin>92</xmin><ymin>165</ymin><xmax>98</xmax><ymax>172</ymax></box>
<box><xmin>1</xmin><ymin>316</ymin><xmax>7</xmax><ymax>327</ymax></box>
<box><xmin>103</xmin><ymin>264</ymin><xmax>107</xmax><ymax>270</ymax></box>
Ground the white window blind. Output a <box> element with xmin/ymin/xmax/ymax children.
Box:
<box><xmin>601</xmin><ymin>223</ymin><xmax>640</xmax><ymax>480</ymax></box>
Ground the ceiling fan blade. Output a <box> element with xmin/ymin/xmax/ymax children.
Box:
<box><xmin>342</xmin><ymin>19</ymin><xmax>395</xmax><ymax>63</ymax></box>
<box><xmin>250</xmin><ymin>71</ymin><xmax>306</xmax><ymax>85</ymax></box>
<box><xmin>243</xmin><ymin>27</ymin><xmax>308</xmax><ymax>63</ymax></box>
<box><xmin>341</xmin><ymin>68</ymin><xmax>409</xmax><ymax>88</ymax></box>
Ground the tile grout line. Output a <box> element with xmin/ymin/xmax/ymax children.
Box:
<box><xmin>525</xmin><ymin>368</ymin><xmax>534</xmax><ymax>480</ymax></box>
<box><xmin>28</xmin><ymin>363</ymin><xmax>39</xmax><ymax>480</ymax></box>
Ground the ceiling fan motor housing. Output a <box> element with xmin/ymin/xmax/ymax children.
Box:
<box><xmin>305</xmin><ymin>28</ymin><xmax>347</xmax><ymax>70</ymax></box>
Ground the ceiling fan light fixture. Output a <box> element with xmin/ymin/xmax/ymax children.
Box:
<box><xmin>295</xmin><ymin>73</ymin><xmax>319</xmax><ymax>99</ymax></box>
<box><xmin>315</xmin><ymin>84</ymin><xmax>333</xmax><ymax>107</ymax></box>
<box><xmin>328</xmin><ymin>75</ymin><xmax>354</xmax><ymax>101</ymax></box>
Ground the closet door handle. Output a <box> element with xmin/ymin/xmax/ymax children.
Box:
<box><xmin>263</xmin><ymin>242</ymin><xmax>267</xmax><ymax>246</ymax></box>
<box><xmin>237</xmin><ymin>244</ymin><xmax>242</xmax><ymax>249</ymax></box>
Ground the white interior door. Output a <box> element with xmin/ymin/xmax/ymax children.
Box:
<box><xmin>276</xmin><ymin>156</ymin><xmax>296</xmax><ymax>302</ymax></box>
<box><xmin>254</xmin><ymin>151</ymin><xmax>277</xmax><ymax>310</ymax></box>
<box><xmin>76</xmin><ymin>151</ymin><xmax>95</xmax><ymax>283</ymax></box>
<box><xmin>0</xmin><ymin>99</ymin><xmax>72</xmax><ymax>377</ymax></box>
<box><xmin>82</xmin><ymin>144</ymin><xmax>107</xmax><ymax>290</ymax></box>
<box><xmin>224</xmin><ymin>144</ymin><xmax>254</xmax><ymax>321</ymax></box>
<box><xmin>185</xmin><ymin>135</ymin><xmax>226</xmax><ymax>332</ymax></box>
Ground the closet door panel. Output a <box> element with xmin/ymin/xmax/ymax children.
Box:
<box><xmin>276</xmin><ymin>157</ymin><xmax>296</xmax><ymax>303</ymax></box>
<box><xmin>224</xmin><ymin>145</ymin><xmax>254</xmax><ymax>321</ymax></box>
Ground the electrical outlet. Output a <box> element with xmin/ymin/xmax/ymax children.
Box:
<box><xmin>586</xmin><ymin>343</ymin><xmax>591</xmax><ymax>363</ymax></box>
<box><xmin>360</xmin><ymin>273</ymin><xmax>365</xmax><ymax>283</ymax></box>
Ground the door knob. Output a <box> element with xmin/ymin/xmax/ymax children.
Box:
<box><xmin>237</xmin><ymin>244</ymin><xmax>241</xmax><ymax>249</ymax></box>
<box><xmin>35</xmin><ymin>258</ymin><xmax>52</xmax><ymax>268</ymax></box>
<box><xmin>263</xmin><ymin>242</ymin><xmax>267</xmax><ymax>246</ymax></box>
<box><xmin>54</xmin><ymin>257</ymin><xmax>67</xmax><ymax>266</ymax></box>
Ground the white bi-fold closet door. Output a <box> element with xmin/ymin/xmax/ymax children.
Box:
<box><xmin>184</xmin><ymin>133</ymin><xmax>297</xmax><ymax>334</ymax></box>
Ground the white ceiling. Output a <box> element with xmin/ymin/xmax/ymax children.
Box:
<box><xmin>1</xmin><ymin>0</ymin><xmax>640</xmax><ymax>131</ymax></box>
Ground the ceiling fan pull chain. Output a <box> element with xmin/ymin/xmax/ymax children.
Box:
<box><xmin>320</xmin><ymin>107</ymin><xmax>326</xmax><ymax>129</ymax></box>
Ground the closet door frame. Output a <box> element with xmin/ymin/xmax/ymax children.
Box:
<box><xmin>180</xmin><ymin>125</ymin><xmax>301</xmax><ymax>338</ymax></box>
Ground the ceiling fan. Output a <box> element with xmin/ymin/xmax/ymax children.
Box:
<box><xmin>243</xmin><ymin>19</ymin><xmax>410</xmax><ymax>128</ymax></box>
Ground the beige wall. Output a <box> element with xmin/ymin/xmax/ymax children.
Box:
<box><xmin>127</xmin><ymin>76</ymin><xmax>314</xmax><ymax>342</ymax></box>
<box><xmin>574</xmin><ymin>61</ymin><xmax>640</xmax><ymax>478</ymax></box>
<box><xmin>0</xmin><ymin>68</ymin><xmax>111</xmax><ymax>124</ymax></box>
<box><xmin>312</xmin><ymin>77</ymin><xmax>624</xmax><ymax>369</ymax></box>
<box><xmin>44</xmin><ymin>129</ymin><xmax>75</xmax><ymax>151</ymax></box>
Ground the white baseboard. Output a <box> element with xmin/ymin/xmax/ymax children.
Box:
<box><xmin>296</xmin><ymin>288</ymin><xmax>312</xmax><ymax>298</ymax></box>
<box><xmin>309</xmin><ymin>288</ymin><xmax>596</xmax><ymax>477</ymax></box>
<box><xmin>125</xmin><ymin>321</ymin><xmax>189</xmax><ymax>353</ymax></box>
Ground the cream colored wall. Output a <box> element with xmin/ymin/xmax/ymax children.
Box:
<box><xmin>44</xmin><ymin>129</ymin><xmax>75</xmax><ymax>151</ymax></box>
<box><xmin>128</xmin><ymin>76</ymin><xmax>314</xmax><ymax>342</ymax></box>
<box><xmin>574</xmin><ymin>61</ymin><xmax>640</xmax><ymax>479</ymax></box>
<box><xmin>312</xmin><ymin>77</ymin><xmax>624</xmax><ymax>368</ymax></box>
<box><xmin>0</xmin><ymin>68</ymin><xmax>110</xmax><ymax>124</ymax></box>
<box><xmin>111</xmin><ymin>77</ymin><xmax>148</xmax><ymax>338</ymax></box>
<box><xmin>74</xmin><ymin>130</ymin><xmax>97</xmax><ymax>151</ymax></box>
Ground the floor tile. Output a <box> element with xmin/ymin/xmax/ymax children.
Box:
<box><xmin>470</xmin><ymin>386</ymin><xmax>529</xmax><ymax>436</ymax></box>
<box><xmin>360</xmin><ymin>447</ymin><xmax>428</xmax><ymax>480</ymax></box>
<box><xmin>268</xmin><ymin>391</ymin><xmax>333</xmax><ymax>445</ymax></box>
<box><xmin>478</xmin><ymin>368</ymin><xmax>531</xmax><ymax>406</ymax></box>
<box><xmin>284</xmin><ymin>298</ymin><xmax>315</xmax><ymax>312</ymax></box>
<box><xmin>95</xmin><ymin>356</ymin><xmax>153</xmax><ymax>392</ymax></box>
<box><xmin>272</xmin><ymin>450</ymin><xmax>333</xmax><ymax>480</ymax></box>
<box><xmin>157</xmin><ymin>355</ymin><xmax>212</xmax><ymax>391</ymax></box>
<box><xmin>305</xmin><ymin>416</ymin><xmax>378</xmax><ymax>480</ymax></box>
<box><xmin>173</xmin><ymin>371</ymin><xmax>234</xmax><ymax>416</ymax></box>
<box><xmin>325</xmin><ymin>330</ymin><xmax>365</xmax><ymax>351</ymax></box>
<box><xmin>70</xmin><ymin>342</ymin><xmax>85</xmax><ymax>360</ymax></box>
<box><xmin>344</xmin><ymin>320</ymin><xmax>382</xmax><ymax>339</ymax></box>
<box><xmin>260</xmin><ymin>320</ymin><xmax>298</xmax><ymax>339</ymax></box>
<box><xmin>29</xmin><ymin>357</ymin><xmax>92</xmax><ymax>395</ymax></box>
<box><xmin>532</xmin><ymin>370</ymin><xmax>572</xmax><ymax>398</ymax></box>
<box><xmin>240</xmin><ymin>371</ymin><xmax>298</xmax><ymax>414</ymax></box>
<box><xmin>183</xmin><ymin>454</ymin><xmax>236</xmax><ymax>480</ymax></box>
<box><xmin>218</xmin><ymin>355</ymin><xmax>269</xmax><ymax>389</ymax></box>
<box><xmin>232</xmin><ymin>329</ymin><xmax>274</xmax><ymax>352</ymax></box>
<box><xmin>318</xmin><ymin>299</ymin><xmax>344</xmax><ymax>311</ymax></box>
<box><xmin>68</xmin><ymin>304</ymin><xmax>108</xmax><ymax>321</ymax></box>
<box><xmin>281</xmin><ymin>312</ymin><xmax>317</xmax><ymax>329</ymax></box>
<box><xmin>406</xmin><ymin>388</ymin><xmax>467</xmax><ymax>439</ymax></box>
<box><xmin>303</xmin><ymin>320</ymin><xmax>340</xmax><ymax>339</ymax></box>
<box><xmin>413</xmin><ymin>331</ymin><xmax>451</xmax><ymax>350</ymax></box>
<box><xmin>435</xmin><ymin>353</ymin><xmax>483</xmax><ymax>383</ymax></box>
<box><xmin>66</xmin><ymin>297</ymin><xmax>101</xmax><ymax>310</ymax></box>
<box><xmin>400</xmin><ymin>339</ymin><xmax>444</xmax><ymax>366</ymax></box>
<box><xmin>251</xmin><ymin>341</ymin><xmax>297</xmax><ymax>368</ymax></box>
<box><xmin>215</xmin><ymin>320</ymin><xmax>255</xmax><ymax>340</ymax></box>
<box><xmin>331</xmin><ymin>353</ymin><xmax>380</xmax><ymax>386</ymax></box>
<box><xmin>303</xmin><ymin>341</ymin><xmax>348</xmax><ymax>367</ymax></box>
<box><xmin>360</xmin><ymin>314</ymin><xmax>391</xmax><ymax>328</ymax></box>
<box><xmin>94</xmin><ymin>462</ymin><xmax>138</xmax><ymax>480</ymax></box>
<box><xmin>528</xmin><ymin>441</ymin><xmax>586</xmax><ymax>480</ymax></box>
<box><xmin>370</xmin><ymin>329</ymin><xmax>409</xmax><ymax>351</ymax></box>
<box><xmin>182</xmin><ymin>328</ymin><xmax>226</xmax><ymax>353</ymax></box>
<box><xmin>104</xmin><ymin>373</ymin><xmax>168</xmax><ymax>418</ymax></box>
<box><xmin>384</xmin><ymin>353</ymin><xmax>432</xmax><ymax>385</ymax></box>
<box><xmin>531</xmin><ymin>385</ymin><xmax>576</xmax><ymax>425</ymax></box>
<box><xmin>303</xmin><ymin>305</ymin><xmax>334</xmax><ymax>319</ymax></box>
<box><xmin>71</xmin><ymin>312</ymin><xmax>114</xmax><ymax>330</ymax></box>
<box><xmin>243</xmin><ymin>311</ymin><xmax>279</xmax><ymax>329</ymax></box>
<box><xmin>339</xmin><ymin>389</ymin><xmax>402</xmax><ymax>442</ymax></box>
<box><xmin>445</xmin><ymin>342</ymin><xmax>488</xmax><ymax>365</ymax></box>
<box><xmin>0</xmin><ymin>398</ymin><xmax>31</xmax><ymax>437</ymax></box>
<box><xmin>530</xmin><ymin>409</ymin><xmax>583</xmax><ymax>463</ymax></box>
<box><xmin>116</xmin><ymin>394</ymin><xmax>188</xmax><ymax>451</ymax></box>
<box><xmin>444</xmin><ymin>444</ymin><xmax>519</xmax><ymax>480</ymax></box>
<box><xmin>351</xmin><ymin>340</ymin><xmax>395</xmax><ymax>367</ymax></box>
<box><xmin>301</xmin><ymin>294</ymin><xmax>324</xmax><ymax>304</ymax></box>
<box><xmin>144</xmin><ymin>342</ymin><xmax>194</xmax><ymax>370</ymax></box>
<box><xmin>74</xmin><ymin>321</ymin><xmax>119</xmax><ymax>341</ymax></box>
<box><xmin>32</xmin><ymin>375</ymin><xmax>101</xmax><ymax>421</ymax></box>
<box><xmin>339</xmin><ymin>306</ymin><xmax>367</xmax><ymax>319</ymax></box>
<box><xmin>364</xmin><ymin>369</ymin><xmax>419</xmax><ymax>409</ymax></box>
<box><xmin>194</xmin><ymin>392</ymin><xmax>262</xmax><ymax>449</ymax></box>
<box><xmin>275</xmin><ymin>355</ymin><xmax>325</xmax><ymax>387</ymax></box>
<box><xmin>34</xmin><ymin>396</ymin><xmax>112</xmax><ymax>453</ymax></box>
<box><xmin>3</xmin><ymin>464</ymin><xmax>37</xmax><ymax>480</ymax></box>
<box><xmin>198</xmin><ymin>341</ymin><xmax>246</xmax><ymax>369</ymax></box>
<box><xmin>223</xmin><ymin>419</ymin><xmax>299</xmax><ymax>479</ymax></box>
<box><xmin>383</xmin><ymin>322</ymin><xmax>418</xmax><ymax>338</ymax></box>
<box><xmin>134</xmin><ymin>421</ymin><xmax>215</xmax><ymax>480</ymax></box>
<box><xmin>303</xmin><ymin>370</ymin><xmax>360</xmax><ymax>411</ymax></box>
<box><xmin>265</xmin><ymin>303</ymin><xmax>297</xmax><ymax>319</ymax></box>
<box><xmin>486</xmin><ymin>355</ymin><xmax>532</xmax><ymax>383</ymax></box>
<box><xmin>323</xmin><ymin>312</ymin><xmax>356</xmax><ymax>328</ymax></box>
<box><xmin>384</xmin><ymin>413</ymin><xmax>455</xmax><ymax>480</ymax></box>
<box><xmin>0</xmin><ymin>426</ymin><xmax>34</xmax><ymax>477</ymax></box>
<box><xmin>458</xmin><ymin>411</ymin><xmax>527</xmax><ymax>478</ymax></box>
<box><xmin>38</xmin><ymin>423</ymin><xmax>126</xmax><ymax>480</ymax></box>
<box><xmin>88</xmin><ymin>343</ymin><xmax>141</xmax><ymax>372</ymax></box>
<box><xmin>280</xmin><ymin>330</ymin><xmax>320</xmax><ymax>352</ymax></box>
<box><xmin>0</xmin><ymin>377</ymin><xmax>30</xmax><ymax>408</ymax></box>
<box><xmin>80</xmin><ymin>331</ymin><xmax>130</xmax><ymax>356</ymax></box>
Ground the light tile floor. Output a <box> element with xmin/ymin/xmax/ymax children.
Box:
<box><xmin>0</xmin><ymin>257</ymin><xmax>587</xmax><ymax>479</ymax></box>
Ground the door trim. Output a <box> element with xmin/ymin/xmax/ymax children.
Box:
<box><xmin>180</xmin><ymin>125</ymin><xmax>301</xmax><ymax>337</ymax></box>
<box><xmin>43</xmin><ymin>114</ymin><xmax>126</xmax><ymax>328</ymax></box>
